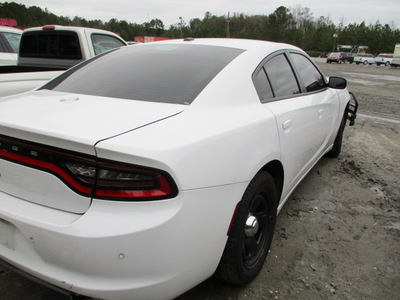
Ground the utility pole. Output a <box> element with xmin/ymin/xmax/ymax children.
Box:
<box><xmin>332</xmin><ymin>33</ymin><xmax>338</xmax><ymax>51</ymax></box>
<box><xmin>179</xmin><ymin>17</ymin><xmax>183</xmax><ymax>38</ymax></box>
<box><xmin>226</xmin><ymin>12</ymin><xmax>230</xmax><ymax>38</ymax></box>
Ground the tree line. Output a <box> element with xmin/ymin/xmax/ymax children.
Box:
<box><xmin>1</xmin><ymin>2</ymin><xmax>399</xmax><ymax>54</ymax></box>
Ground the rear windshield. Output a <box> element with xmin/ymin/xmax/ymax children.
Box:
<box><xmin>19</xmin><ymin>31</ymin><xmax>82</xmax><ymax>59</ymax></box>
<box><xmin>42</xmin><ymin>44</ymin><xmax>244</xmax><ymax>104</ymax></box>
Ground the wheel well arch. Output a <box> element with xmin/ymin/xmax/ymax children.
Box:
<box><xmin>260</xmin><ymin>160</ymin><xmax>284</xmax><ymax>203</ymax></box>
<box><xmin>225</xmin><ymin>160</ymin><xmax>284</xmax><ymax>236</ymax></box>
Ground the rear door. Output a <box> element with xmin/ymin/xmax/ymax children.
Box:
<box><xmin>253</xmin><ymin>51</ymin><xmax>334</xmax><ymax>199</ymax></box>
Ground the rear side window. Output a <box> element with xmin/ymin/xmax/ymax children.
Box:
<box><xmin>19</xmin><ymin>31</ymin><xmax>82</xmax><ymax>59</ymax></box>
<box><xmin>91</xmin><ymin>34</ymin><xmax>126</xmax><ymax>55</ymax></box>
<box><xmin>263</xmin><ymin>54</ymin><xmax>300</xmax><ymax>98</ymax></box>
<box><xmin>253</xmin><ymin>68</ymin><xmax>274</xmax><ymax>101</ymax></box>
<box><xmin>289</xmin><ymin>53</ymin><xmax>326</xmax><ymax>92</ymax></box>
<box><xmin>42</xmin><ymin>44</ymin><xmax>244</xmax><ymax>104</ymax></box>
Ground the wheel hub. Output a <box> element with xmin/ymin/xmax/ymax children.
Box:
<box><xmin>245</xmin><ymin>214</ymin><xmax>259</xmax><ymax>237</ymax></box>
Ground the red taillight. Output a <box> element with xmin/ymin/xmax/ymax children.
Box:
<box><xmin>0</xmin><ymin>135</ymin><xmax>178</xmax><ymax>201</ymax></box>
<box><xmin>66</xmin><ymin>160</ymin><xmax>176</xmax><ymax>200</ymax></box>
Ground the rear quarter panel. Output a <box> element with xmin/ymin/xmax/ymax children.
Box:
<box><xmin>95</xmin><ymin>102</ymin><xmax>281</xmax><ymax>191</ymax></box>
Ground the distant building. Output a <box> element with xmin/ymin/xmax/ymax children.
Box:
<box><xmin>0</xmin><ymin>18</ymin><xmax>17</xmax><ymax>27</ymax></box>
<box><xmin>338</xmin><ymin>44</ymin><xmax>369</xmax><ymax>53</ymax></box>
<box><xmin>134</xmin><ymin>36</ymin><xmax>171</xmax><ymax>43</ymax></box>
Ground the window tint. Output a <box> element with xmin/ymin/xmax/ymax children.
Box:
<box><xmin>42</xmin><ymin>44</ymin><xmax>244</xmax><ymax>104</ymax></box>
<box><xmin>3</xmin><ymin>32</ymin><xmax>21</xmax><ymax>53</ymax></box>
<box><xmin>91</xmin><ymin>34</ymin><xmax>126</xmax><ymax>55</ymax></box>
<box><xmin>19</xmin><ymin>31</ymin><xmax>82</xmax><ymax>59</ymax></box>
<box><xmin>290</xmin><ymin>53</ymin><xmax>326</xmax><ymax>92</ymax></box>
<box><xmin>264</xmin><ymin>54</ymin><xmax>300</xmax><ymax>98</ymax></box>
<box><xmin>253</xmin><ymin>68</ymin><xmax>274</xmax><ymax>101</ymax></box>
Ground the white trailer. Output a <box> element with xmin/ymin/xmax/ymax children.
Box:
<box><xmin>391</xmin><ymin>44</ymin><xmax>400</xmax><ymax>67</ymax></box>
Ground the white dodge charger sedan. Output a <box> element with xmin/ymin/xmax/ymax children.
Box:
<box><xmin>0</xmin><ymin>38</ymin><xmax>357</xmax><ymax>299</ymax></box>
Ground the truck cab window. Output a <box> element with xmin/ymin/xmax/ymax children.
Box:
<box><xmin>3</xmin><ymin>33</ymin><xmax>21</xmax><ymax>53</ymax></box>
<box><xmin>91</xmin><ymin>34</ymin><xmax>126</xmax><ymax>55</ymax></box>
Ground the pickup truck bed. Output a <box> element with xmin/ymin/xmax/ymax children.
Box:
<box><xmin>0</xmin><ymin>70</ymin><xmax>63</xmax><ymax>97</ymax></box>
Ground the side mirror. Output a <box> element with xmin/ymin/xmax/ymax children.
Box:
<box><xmin>328</xmin><ymin>76</ymin><xmax>347</xmax><ymax>89</ymax></box>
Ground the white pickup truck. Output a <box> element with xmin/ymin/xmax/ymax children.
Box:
<box><xmin>0</xmin><ymin>25</ymin><xmax>127</xmax><ymax>97</ymax></box>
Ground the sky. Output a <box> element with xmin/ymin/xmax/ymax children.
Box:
<box><xmin>10</xmin><ymin>0</ymin><xmax>400</xmax><ymax>28</ymax></box>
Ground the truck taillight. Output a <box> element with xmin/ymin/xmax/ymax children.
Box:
<box><xmin>0</xmin><ymin>135</ymin><xmax>178</xmax><ymax>201</ymax></box>
<box><xmin>42</xmin><ymin>25</ymin><xmax>55</xmax><ymax>30</ymax></box>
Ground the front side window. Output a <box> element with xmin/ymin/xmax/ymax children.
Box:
<box><xmin>264</xmin><ymin>54</ymin><xmax>300</xmax><ymax>98</ymax></box>
<box><xmin>91</xmin><ymin>34</ymin><xmax>126</xmax><ymax>55</ymax></box>
<box><xmin>289</xmin><ymin>53</ymin><xmax>326</xmax><ymax>92</ymax></box>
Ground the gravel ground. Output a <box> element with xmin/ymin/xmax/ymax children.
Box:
<box><xmin>1</xmin><ymin>60</ymin><xmax>399</xmax><ymax>300</ymax></box>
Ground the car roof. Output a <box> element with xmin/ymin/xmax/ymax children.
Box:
<box><xmin>45</xmin><ymin>38</ymin><xmax>307</xmax><ymax>108</ymax></box>
<box><xmin>154</xmin><ymin>38</ymin><xmax>302</xmax><ymax>56</ymax></box>
<box><xmin>139</xmin><ymin>38</ymin><xmax>307</xmax><ymax>73</ymax></box>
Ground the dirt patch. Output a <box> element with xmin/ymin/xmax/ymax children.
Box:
<box><xmin>1</xmin><ymin>62</ymin><xmax>399</xmax><ymax>300</ymax></box>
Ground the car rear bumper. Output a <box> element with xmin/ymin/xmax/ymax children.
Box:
<box><xmin>0</xmin><ymin>182</ymin><xmax>246</xmax><ymax>299</ymax></box>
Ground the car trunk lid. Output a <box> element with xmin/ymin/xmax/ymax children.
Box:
<box><xmin>0</xmin><ymin>90</ymin><xmax>183</xmax><ymax>213</ymax></box>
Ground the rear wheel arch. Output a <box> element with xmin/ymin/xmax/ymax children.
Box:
<box><xmin>260</xmin><ymin>160</ymin><xmax>284</xmax><ymax>201</ymax></box>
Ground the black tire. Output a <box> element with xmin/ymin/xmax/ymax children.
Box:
<box><xmin>326</xmin><ymin>107</ymin><xmax>348</xmax><ymax>158</ymax></box>
<box><xmin>215</xmin><ymin>171</ymin><xmax>278</xmax><ymax>286</ymax></box>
